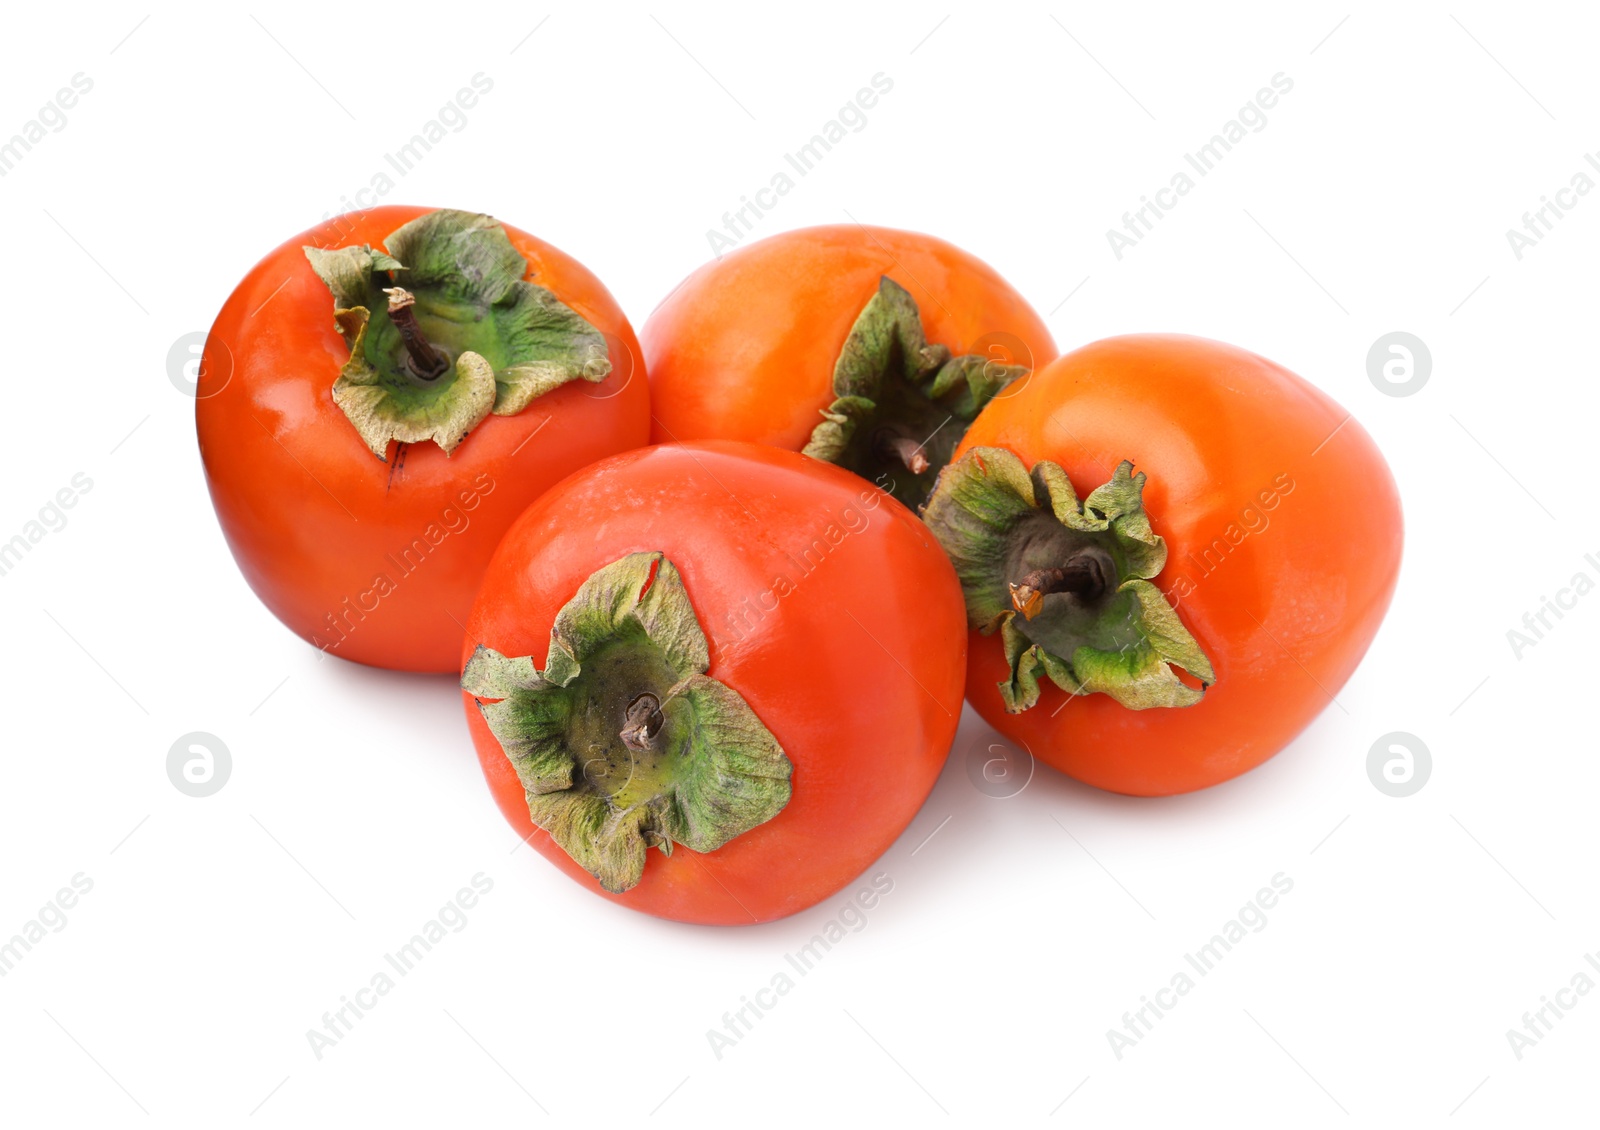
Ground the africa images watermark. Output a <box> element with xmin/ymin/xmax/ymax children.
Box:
<box><xmin>0</xmin><ymin>73</ymin><xmax>93</xmax><ymax>177</ymax></box>
<box><xmin>0</xmin><ymin>873</ymin><xmax>95</xmax><ymax>978</ymax></box>
<box><xmin>705</xmin><ymin>872</ymin><xmax>895</xmax><ymax>1060</ymax></box>
<box><xmin>1505</xmin><ymin>951</ymin><xmax>1600</xmax><ymax>1060</ymax></box>
<box><xmin>308</xmin><ymin>472</ymin><xmax>498</xmax><ymax>654</ymax></box>
<box><xmin>1504</xmin><ymin>153</ymin><xmax>1600</xmax><ymax>260</ymax></box>
<box><xmin>0</xmin><ymin>472</ymin><xmax>94</xmax><ymax>579</ymax></box>
<box><xmin>1105</xmin><ymin>73</ymin><xmax>1295</xmax><ymax>260</ymax></box>
<box><xmin>1107</xmin><ymin>872</ymin><xmax>1295</xmax><ymax>1060</ymax></box>
<box><xmin>316</xmin><ymin>73</ymin><xmax>495</xmax><ymax>226</ymax></box>
<box><xmin>167</xmin><ymin>732</ymin><xmax>232</xmax><ymax>798</ymax></box>
<box><xmin>706</xmin><ymin>73</ymin><xmax>895</xmax><ymax>256</ymax></box>
<box><xmin>1505</xmin><ymin>549</ymin><xmax>1600</xmax><ymax>659</ymax></box>
<box><xmin>1160</xmin><ymin>472</ymin><xmax>1295</xmax><ymax>610</ymax></box>
<box><xmin>306</xmin><ymin>873</ymin><xmax>494</xmax><ymax>1060</ymax></box>
<box><xmin>715</xmin><ymin>485</ymin><xmax>894</xmax><ymax>645</ymax></box>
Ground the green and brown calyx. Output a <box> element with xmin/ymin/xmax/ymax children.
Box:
<box><xmin>802</xmin><ymin>277</ymin><xmax>1028</xmax><ymax>509</ymax></box>
<box><xmin>304</xmin><ymin>209</ymin><xmax>611</xmax><ymax>460</ymax></box>
<box><xmin>461</xmin><ymin>552</ymin><xmax>792</xmax><ymax>893</ymax></box>
<box><xmin>923</xmin><ymin>447</ymin><xmax>1215</xmax><ymax>713</ymax></box>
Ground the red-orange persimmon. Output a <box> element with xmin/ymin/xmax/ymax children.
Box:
<box><xmin>925</xmin><ymin>335</ymin><xmax>1402</xmax><ymax>796</ymax></box>
<box><xmin>642</xmin><ymin>225</ymin><xmax>1056</xmax><ymax>509</ymax></box>
<box><xmin>460</xmin><ymin>442</ymin><xmax>966</xmax><ymax>924</ymax></box>
<box><xmin>197</xmin><ymin>206</ymin><xmax>647</xmax><ymax>672</ymax></box>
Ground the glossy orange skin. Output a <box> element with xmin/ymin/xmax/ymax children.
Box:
<box><xmin>642</xmin><ymin>224</ymin><xmax>1057</xmax><ymax>456</ymax></box>
<box><xmin>959</xmin><ymin>335</ymin><xmax>1402</xmax><ymax>796</ymax></box>
<box><xmin>461</xmin><ymin>442</ymin><xmax>967</xmax><ymax>924</ymax></box>
<box><xmin>196</xmin><ymin>205</ymin><xmax>648</xmax><ymax>672</ymax></box>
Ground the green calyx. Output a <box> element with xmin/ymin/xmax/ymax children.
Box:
<box><xmin>923</xmin><ymin>447</ymin><xmax>1215</xmax><ymax>713</ymax></box>
<box><xmin>304</xmin><ymin>209</ymin><xmax>611</xmax><ymax>460</ymax></box>
<box><xmin>802</xmin><ymin>277</ymin><xmax>1027</xmax><ymax>509</ymax></box>
<box><xmin>461</xmin><ymin>552</ymin><xmax>792</xmax><ymax>894</ymax></box>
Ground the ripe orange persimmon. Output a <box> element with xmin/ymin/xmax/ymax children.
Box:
<box><xmin>196</xmin><ymin>206</ymin><xmax>648</xmax><ymax>672</ymax></box>
<box><xmin>924</xmin><ymin>335</ymin><xmax>1402</xmax><ymax>796</ymax></box>
<box><xmin>460</xmin><ymin>441</ymin><xmax>966</xmax><ymax>924</ymax></box>
<box><xmin>642</xmin><ymin>225</ymin><xmax>1056</xmax><ymax>509</ymax></box>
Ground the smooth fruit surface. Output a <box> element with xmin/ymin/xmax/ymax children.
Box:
<box><xmin>642</xmin><ymin>224</ymin><xmax>1055</xmax><ymax>507</ymax></box>
<box><xmin>461</xmin><ymin>441</ymin><xmax>967</xmax><ymax>924</ymax></box>
<box><xmin>197</xmin><ymin>205</ymin><xmax>648</xmax><ymax>671</ymax></box>
<box><xmin>953</xmin><ymin>334</ymin><xmax>1402</xmax><ymax>796</ymax></box>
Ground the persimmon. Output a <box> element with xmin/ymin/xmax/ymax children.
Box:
<box><xmin>641</xmin><ymin>225</ymin><xmax>1056</xmax><ymax>509</ymax></box>
<box><xmin>924</xmin><ymin>335</ymin><xmax>1402</xmax><ymax>796</ymax></box>
<box><xmin>196</xmin><ymin>206</ymin><xmax>648</xmax><ymax>672</ymax></box>
<box><xmin>460</xmin><ymin>441</ymin><xmax>966</xmax><ymax>924</ymax></box>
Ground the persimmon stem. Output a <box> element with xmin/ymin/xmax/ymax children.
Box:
<box><xmin>383</xmin><ymin>287</ymin><xmax>449</xmax><ymax>380</ymax></box>
<box><xmin>1009</xmin><ymin>554</ymin><xmax>1107</xmax><ymax>620</ymax></box>
<box><xmin>620</xmin><ymin>692</ymin><xmax>665</xmax><ymax>752</ymax></box>
<box><xmin>876</xmin><ymin>428</ymin><xmax>930</xmax><ymax>475</ymax></box>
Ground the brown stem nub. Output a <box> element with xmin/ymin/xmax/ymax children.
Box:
<box><xmin>877</xmin><ymin>429</ymin><xmax>930</xmax><ymax>475</ymax></box>
<box><xmin>1009</xmin><ymin>555</ymin><xmax>1107</xmax><ymax>620</ymax></box>
<box><xmin>383</xmin><ymin>287</ymin><xmax>449</xmax><ymax>380</ymax></box>
<box><xmin>620</xmin><ymin>693</ymin><xmax>665</xmax><ymax>751</ymax></box>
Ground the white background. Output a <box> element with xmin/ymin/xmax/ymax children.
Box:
<box><xmin>1</xmin><ymin>2</ymin><xmax>1595</xmax><ymax>1126</ymax></box>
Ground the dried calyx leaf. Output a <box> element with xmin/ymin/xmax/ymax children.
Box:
<box><xmin>923</xmin><ymin>447</ymin><xmax>1215</xmax><ymax>712</ymax></box>
<box><xmin>461</xmin><ymin>552</ymin><xmax>792</xmax><ymax>893</ymax></box>
<box><xmin>303</xmin><ymin>209</ymin><xmax>611</xmax><ymax>460</ymax></box>
<box><xmin>801</xmin><ymin>277</ymin><xmax>1027</xmax><ymax>509</ymax></box>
